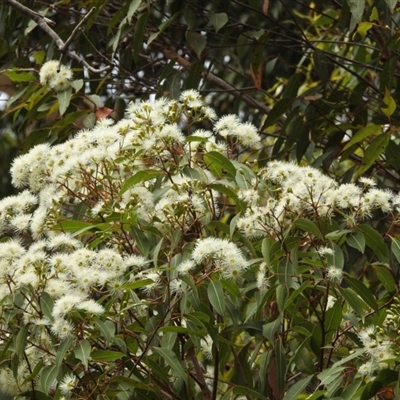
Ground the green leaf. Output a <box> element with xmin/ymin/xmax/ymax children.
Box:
<box><xmin>347</xmin><ymin>0</ymin><xmax>365</xmax><ymax>31</ymax></box>
<box><xmin>186</xmin><ymin>30</ymin><xmax>207</xmax><ymax>58</ymax></box>
<box><xmin>276</xmin><ymin>284</ymin><xmax>288</xmax><ymax>314</ymax></box>
<box><xmin>133</xmin><ymin>12</ymin><xmax>148</xmax><ymax>62</ymax></box>
<box><xmin>131</xmin><ymin>226</ymin><xmax>150</xmax><ymax>256</ymax></box>
<box><xmin>95</xmin><ymin>318</ymin><xmax>115</xmax><ymax>344</ymax></box>
<box><xmin>74</xmin><ymin>339</ymin><xmax>91</xmax><ymax>370</ymax></box>
<box><xmin>127</xmin><ymin>0</ymin><xmax>142</xmax><ymax>24</ymax></box>
<box><xmin>391</xmin><ymin>235</ymin><xmax>400</xmax><ymax>264</ymax></box>
<box><xmin>318</xmin><ymin>366</ymin><xmax>347</xmax><ymax>386</ymax></box>
<box><xmin>275</xmin><ymin>339</ymin><xmax>287</xmax><ymax>394</ymax></box>
<box><xmin>263</xmin><ymin>316</ymin><xmax>282</xmax><ymax>343</ymax></box>
<box><xmin>152</xmin><ymin>347</ymin><xmax>186</xmax><ymax>381</ymax></box>
<box><xmin>345</xmin><ymin>276</ymin><xmax>378</xmax><ymax>311</ymax></box>
<box><xmin>40</xmin><ymin>291</ymin><xmax>54</xmax><ymax>321</ymax></box>
<box><xmin>357</xmin><ymin>133</ymin><xmax>390</xmax><ymax>176</ymax></box>
<box><xmin>347</xmin><ymin>232</ymin><xmax>365</xmax><ymax>253</ymax></box>
<box><xmin>91</xmin><ymin>350</ymin><xmax>125</xmax><ymax>362</ymax></box>
<box><xmin>313</xmin><ymin>49</ymin><xmax>330</xmax><ymax>85</ymax></box>
<box><xmin>384</xmin><ymin>0</ymin><xmax>397</xmax><ymax>12</ymax></box>
<box><xmin>148</xmin><ymin>13</ymin><xmax>179</xmax><ymax>45</ymax></box>
<box><xmin>293</xmin><ymin>218</ymin><xmax>323</xmax><ymax>239</ymax></box>
<box><xmin>343</xmin><ymin>124</ymin><xmax>381</xmax><ymax>151</ymax></box>
<box><xmin>263</xmin><ymin>98</ymin><xmax>294</xmax><ymax>128</ymax></box>
<box><xmin>324</xmin><ymin>300</ymin><xmax>343</xmax><ymax>332</ymax></box>
<box><xmin>338</xmin><ymin>287</ymin><xmax>367</xmax><ymax>319</ymax></box>
<box><xmin>326</xmin><ymin>243</ymin><xmax>344</xmax><ymax>269</ymax></box>
<box><xmin>381</xmin><ymin>88</ymin><xmax>396</xmax><ymax>117</ymax></box>
<box><xmin>207</xmin><ymin>280</ymin><xmax>225</xmax><ymax>316</ymax></box>
<box><xmin>161</xmin><ymin>331</ymin><xmax>177</xmax><ymax>350</ymax></box>
<box><xmin>356</xmin><ymin>224</ymin><xmax>389</xmax><ymax>262</ymax></box>
<box><xmin>4</xmin><ymin>69</ymin><xmax>36</xmax><ymax>82</ymax></box>
<box><xmin>57</xmin><ymin>86</ymin><xmax>72</xmax><ymax>116</ymax></box>
<box><xmin>204</xmin><ymin>151</ymin><xmax>236</xmax><ymax>178</ymax></box>
<box><xmin>57</xmin><ymin>220</ymin><xmax>95</xmax><ymax>234</ymax></box>
<box><xmin>166</xmin><ymin>70</ymin><xmax>181</xmax><ymax>100</ymax></box>
<box><xmin>121</xmin><ymin>278</ymin><xmax>153</xmax><ymax>291</ymax></box>
<box><xmin>357</xmin><ymin>21</ymin><xmax>373</xmax><ymax>38</ymax></box>
<box><xmin>55</xmin><ymin>337</ymin><xmax>75</xmax><ymax>367</ymax></box>
<box><xmin>15</xmin><ymin>324</ymin><xmax>28</xmax><ymax>359</ymax></box>
<box><xmin>209</xmin><ymin>12</ymin><xmax>228</xmax><ymax>33</ymax></box>
<box><xmin>40</xmin><ymin>364</ymin><xmax>59</xmax><ymax>394</ymax></box>
<box><xmin>232</xmin><ymin>386</ymin><xmax>269</xmax><ymax>399</ymax></box>
<box><xmin>285</xmin><ymin>281</ymin><xmax>311</xmax><ymax>310</ymax></box>
<box><xmin>70</xmin><ymin>79</ymin><xmax>83</xmax><ymax>92</ymax></box>
<box><xmin>374</xmin><ymin>264</ymin><xmax>396</xmax><ymax>294</ymax></box>
<box><xmin>283</xmin><ymin>375</ymin><xmax>314</xmax><ymax>400</ymax></box>
<box><xmin>120</xmin><ymin>170</ymin><xmax>161</xmax><ymax>195</ymax></box>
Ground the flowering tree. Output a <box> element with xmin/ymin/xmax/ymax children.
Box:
<box><xmin>0</xmin><ymin>77</ymin><xmax>400</xmax><ymax>398</ymax></box>
<box><xmin>1</xmin><ymin>1</ymin><xmax>400</xmax><ymax>399</ymax></box>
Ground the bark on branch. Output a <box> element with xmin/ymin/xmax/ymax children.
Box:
<box><xmin>163</xmin><ymin>48</ymin><xmax>272</xmax><ymax>116</ymax></box>
<box><xmin>4</xmin><ymin>0</ymin><xmax>110</xmax><ymax>74</ymax></box>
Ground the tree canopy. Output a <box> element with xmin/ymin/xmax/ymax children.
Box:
<box><xmin>1</xmin><ymin>1</ymin><xmax>399</xmax><ymax>195</ymax></box>
<box><xmin>1</xmin><ymin>1</ymin><xmax>400</xmax><ymax>399</ymax></box>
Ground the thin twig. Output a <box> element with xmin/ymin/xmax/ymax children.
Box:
<box><xmin>163</xmin><ymin>48</ymin><xmax>272</xmax><ymax>116</ymax></box>
<box><xmin>4</xmin><ymin>0</ymin><xmax>110</xmax><ymax>74</ymax></box>
<box><xmin>63</xmin><ymin>7</ymin><xmax>96</xmax><ymax>50</ymax></box>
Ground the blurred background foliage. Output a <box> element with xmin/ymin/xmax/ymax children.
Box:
<box><xmin>1</xmin><ymin>0</ymin><xmax>400</xmax><ymax>198</ymax></box>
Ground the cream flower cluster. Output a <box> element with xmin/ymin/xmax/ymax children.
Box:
<box><xmin>0</xmin><ymin>91</ymin><xmax>260</xmax><ymax>394</ymax></box>
<box><xmin>39</xmin><ymin>60</ymin><xmax>73</xmax><ymax>91</ymax></box>
<box><xmin>237</xmin><ymin>160</ymin><xmax>398</xmax><ymax>239</ymax></box>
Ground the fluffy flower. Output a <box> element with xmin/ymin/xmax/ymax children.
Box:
<box><xmin>59</xmin><ymin>373</ymin><xmax>77</xmax><ymax>395</ymax></box>
<box><xmin>39</xmin><ymin>60</ymin><xmax>73</xmax><ymax>91</ymax></box>
<box><xmin>326</xmin><ymin>266</ymin><xmax>343</xmax><ymax>282</ymax></box>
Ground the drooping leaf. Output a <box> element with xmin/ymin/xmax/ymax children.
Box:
<box><xmin>384</xmin><ymin>0</ymin><xmax>398</xmax><ymax>12</ymax></box>
<box><xmin>343</xmin><ymin>124</ymin><xmax>382</xmax><ymax>151</ymax></box>
<box><xmin>374</xmin><ymin>264</ymin><xmax>396</xmax><ymax>294</ymax></box>
<box><xmin>95</xmin><ymin>318</ymin><xmax>116</xmax><ymax>344</ymax></box>
<box><xmin>345</xmin><ymin>276</ymin><xmax>378</xmax><ymax>311</ymax></box>
<box><xmin>338</xmin><ymin>287</ymin><xmax>367</xmax><ymax>319</ymax></box>
<box><xmin>347</xmin><ymin>0</ymin><xmax>366</xmax><ymax>31</ymax></box>
<box><xmin>293</xmin><ymin>218</ymin><xmax>323</xmax><ymax>239</ymax></box>
<box><xmin>55</xmin><ymin>337</ymin><xmax>75</xmax><ymax>367</ymax></box>
<box><xmin>313</xmin><ymin>49</ymin><xmax>330</xmax><ymax>85</ymax></box>
<box><xmin>152</xmin><ymin>347</ymin><xmax>186</xmax><ymax>381</ymax></box>
<box><xmin>57</xmin><ymin>86</ymin><xmax>72</xmax><ymax>116</ymax></box>
<box><xmin>204</xmin><ymin>151</ymin><xmax>236</xmax><ymax>178</ymax></box>
<box><xmin>40</xmin><ymin>291</ymin><xmax>54</xmax><ymax>321</ymax></box>
<box><xmin>91</xmin><ymin>350</ymin><xmax>125</xmax><ymax>362</ymax></box>
<box><xmin>207</xmin><ymin>280</ymin><xmax>225</xmax><ymax>316</ymax></box>
<box><xmin>74</xmin><ymin>339</ymin><xmax>92</xmax><ymax>370</ymax></box>
<box><xmin>133</xmin><ymin>12</ymin><xmax>148</xmax><ymax>62</ymax></box>
<box><xmin>283</xmin><ymin>375</ymin><xmax>314</xmax><ymax>400</ymax></box>
<box><xmin>4</xmin><ymin>69</ymin><xmax>36</xmax><ymax>82</ymax></box>
<box><xmin>15</xmin><ymin>324</ymin><xmax>28</xmax><ymax>359</ymax></box>
<box><xmin>356</xmin><ymin>224</ymin><xmax>389</xmax><ymax>262</ymax></box>
<box><xmin>119</xmin><ymin>170</ymin><xmax>162</xmax><ymax>196</ymax></box>
<box><xmin>209</xmin><ymin>12</ymin><xmax>228</xmax><ymax>33</ymax></box>
<box><xmin>347</xmin><ymin>232</ymin><xmax>366</xmax><ymax>253</ymax></box>
<box><xmin>381</xmin><ymin>88</ymin><xmax>396</xmax><ymax>117</ymax></box>
<box><xmin>127</xmin><ymin>0</ymin><xmax>142</xmax><ymax>24</ymax></box>
<box><xmin>324</xmin><ymin>300</ymin><xmax>343</xmax><ymax>332</ymax></box>
<box><xmin>40</xmin><ymin>365</ymin><xmax>59</xmax><ymax>394</ymax></box>
<box><xmin>232</xmin><ymin>386</ymin><xmax>269</xmax><ymax>399</ymax></box>
<box><xmin>263</xmin><ymin>98</ymin><xmax>294</xmax><ymax>128</ymax></box>
<box><xmin>186</xmin><ymin>30</ymin><xmax>207</xmax><ymax>58</ymax></box>
<box><xmin>391</xmin><ymin>235</ymin><xmax>400</xmax><ymax>264</ymax></box>
<box><xmin>148</xmin><ymin>13</ymin><xmax>179</xmax><ymax>45</ymax></box>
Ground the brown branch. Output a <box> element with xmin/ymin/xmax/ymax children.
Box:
<box><xmin>163</xmin><ymin>48</ymin><xmax>272</xmax><ymax>116</ymax></box>
<box><xmin>4</xmin><ymin>0</ymin><xmax>110</xmax><ymax>74</ymax></box>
